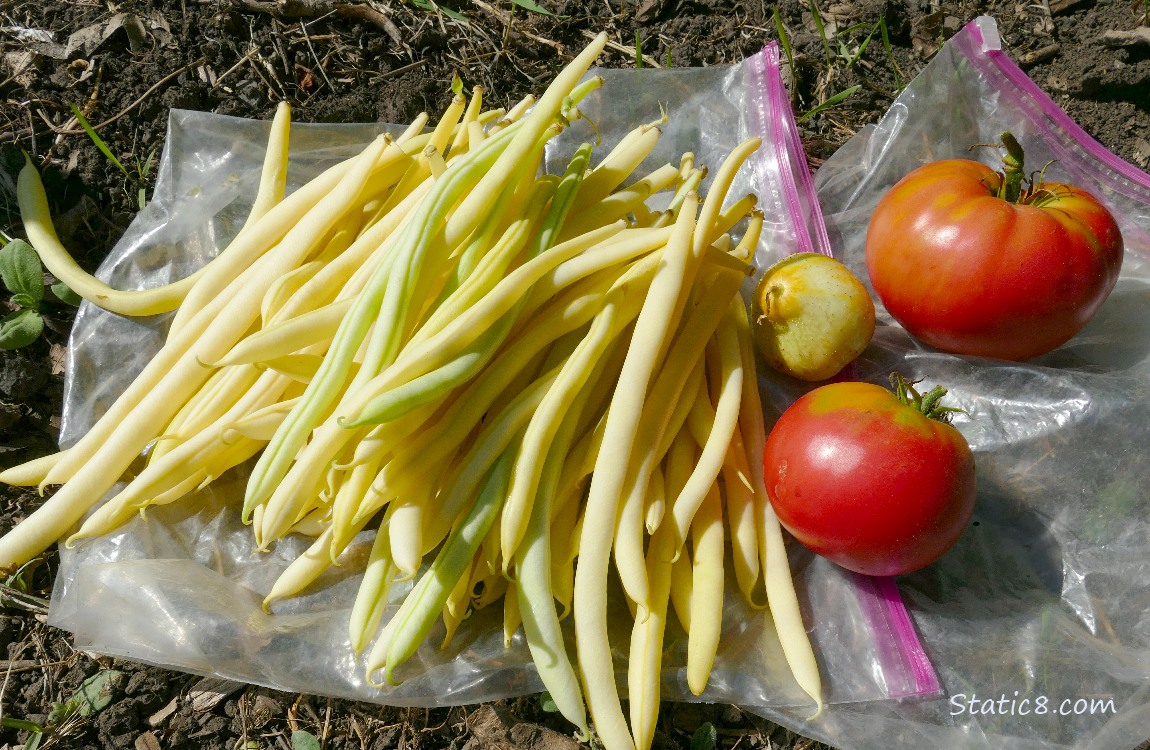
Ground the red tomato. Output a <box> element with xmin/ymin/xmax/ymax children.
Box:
<box><xmin>763</xmin><ymin>379</ymin><xmax>976</xmax><ymax>577</ymax></box>
<box><xmin>866</xmin><ymin>143</ymin><xmax>1123</xmax><ymax>361</ymax></box>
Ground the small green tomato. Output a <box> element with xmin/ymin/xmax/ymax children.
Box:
<box><xmin>751</xmin><ymin>252</ymin><xmax>875</xmax><ymax>381</ymax></box>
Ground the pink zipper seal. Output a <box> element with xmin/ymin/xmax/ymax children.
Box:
<box><xmin>853</xmin><ymin>573</ymin><xmax>944</xmax><ymax>700</ymax></box>
<box><xmin>747</xmin><ymin>42</ymin><xmax>943</xmax><ymax>702</ymax></box>
<box><xmin>748</xmin><ymin>43</ymin><xmax>835</xmax><ymax>258</ymax></box>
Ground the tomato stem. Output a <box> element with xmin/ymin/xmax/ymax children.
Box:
<box><xmin>998</xmin><ymin>131</ymin><xmax>1026</xmax><ymax>204</ymax></box>
<box><xmin>888</xmin><ymin>373</ymin><xmax>964</xmax><ymax>423</ymax></box>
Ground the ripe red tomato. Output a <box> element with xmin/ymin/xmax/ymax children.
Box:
<box><xmin>865</xmin><ymin>136</ymin><xmax>1123</xmax><ymax>361</ymax></box>
<box><xmin>763</xmin><ymin>378</ymin><xmax>976</xmax><ymax>577</ymax></box>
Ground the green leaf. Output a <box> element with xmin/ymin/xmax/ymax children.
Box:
<box><xmin>807</xmin><ymin>0</ymin><xmax>832</xmax><ymax>65</ymax></box>
<box><xmin>539</xmin><ymin>692</ymin><xmax>559</xmax><ymax>713</ymax></box>
<box><xmin>10</xmin><ymin>293</ymin><xmax>39</xmax><ymax>310</ymax></box>
<box><xmin>23</xmin><ymin>729</ymin><xmax>42</xmax><ymax>750</ymax></box>
<box><xmin>773</xmin><ymin>8</ymin><xmax>795</xmax><ymax>78</ymax></box>
<box><xmin>70</xmin><ymin>669</ymin><xmax>123</xmax><ymax>717</ymax></box>
<box><xmin>45</xmin><ymin>700</ymin><xmax>72</xmax><ymax>726</ymax></box>
<box><xmin>408</xmin><ymin>0</ymin><xmax>469</xmax><ymax>23</ymax></box>
<box><xmin>797</xmin><ymin>84</ymin><xmax>861</xmax><ymax>123</ymax></box>
<box><xmin>510</xmin><ymin>0</ymin><xmax>563</xmax><ymax>16</ymax></box>
<box><xmin>69</xmin><ymin>105</ymin><xmax>129</xmax><ymax>177</ymax></box>
<box><xmin>291</xmin><ymin>730</ymin><xmax>322</xmax><ymax>750</ymax></box>
<box><xmin>0</xmin><ymin>239</ymin><xmax>44</xmax><ymax>306</ymax></box>
<box><xmin>845</xmin><ymin>20</ymin><xmax>880</xmax><ymax>68</ymax></box>
<box><xmin>0</xmin><ymin>309</ymin><xmax>44</xmax><ymax>350</ymax></box>
<box><xmin>690</xmin><ymin>722</ymin><xmax>718</xmax><ymax>750</ymax></box>
<box><xmin>1</xmin><ymin>717</ymin><xmax>44</xmax><ymax>732</ymax></box>
<box><xmin>50</xmin><ymin>281</ymin><xmax>82</xmax><ymax>307</ymax></box>
<box><xmin>879</xmin><ymin>18</ymin><xmax>904</xmax><ymax>92</ymax></box>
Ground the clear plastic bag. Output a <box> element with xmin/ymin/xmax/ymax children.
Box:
<box><xmin>763</xmin><ymin>15</ymin><xmax>1150</xmax><ymax>750</ymax></box>
<box><xmin>49</xmin><ymin>44</ymin><xmax>921</xmax><ymax>717</ymax></box>
<box><xmin>48</xmin><ymin>14</ymin><xmax>1150</xmax><ymax>750</ymax></box>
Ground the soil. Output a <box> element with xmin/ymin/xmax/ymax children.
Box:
<box><xmin>1</xmin><ymin>0</ymin><xmax>1149</xmax><ymax>748</ymax></box>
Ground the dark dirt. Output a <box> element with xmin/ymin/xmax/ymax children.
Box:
<box><xmin>1</xmin><ymin>0</ymin><xmax>1149</xmax><ymax>748</ymax></box>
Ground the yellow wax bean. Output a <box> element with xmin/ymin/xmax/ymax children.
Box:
<box><xmin>412</xmin><ymin>366</ymin><xmax>561</xmax><ymax>567</ymax></box>
<box><xmin>262</xmin><ymin>513</ymin><xmax>372</xmax><ymax>611</ymax></box>
<box><xmin>574</xmin><ymin>192</ymin><xmax>700</xmax><ymax>750</ymax></box>
<box><xmin>628</xmin><ymin>520</ymin><xmax>674</xmax><ymax>750</ymax></box>
<box><xmin>349</xmin><ymin>524</ymin><xmax>397</xmax><ymax>654</ymax></box>
<box><xmin>470</xmin><ymin>570</ymin><xmax>508</xmax><ymax>612</ymax></box>
<box><xmin>501</xmin><ymin>279</ymin><xmax>647</xmax><ymax>569</ymax></box>
<box><xmin>328</xmin><ymin>429</ymin><xmax>389</xmax><ymax>561</ymax></box>
<box><xmin>214</xmin><ymin>300</ymin><xmax>352</xmax><ymax>368</ymax></box>
<box><xmin>442</xmin><ymin>551</ymin><xmax>476</xmax><ymax>632</ymax></box>
<box><xmin>523</xmin><ymin>225</ymin><xmax>671</xmax><ymax>310</ymax></box>
<box><xmin>221</xmin><ymin>396</ymin><xmax>300</xmax><ymax>444</ymax></box>
<box><xmin>449</xmin><ymin>86</ymin><xmax>483</xmax><ymax>156</ymax></box>
<box><xmin>722</xmin><ymin>431</ymin><xmax>765</xmax><ymax>609</ymax></box>
<box><xmin>730</xmin><ymin>297</ymin><xmax>824</xmax><ymax>716</ymax></box>
<box><xmin>570</xmin><ymin>125</ymin><xmax>662</xmax><ymax>214</ymax></box>
<box><xmin>15</xmin><ymin>103</ymin><xmax>287</xmax><ymax>319</ymax></box>
<box><xmin>502</xmin><ymin>583</ymin><xmax>521</xmax><ymax>648</ymax></box>
<box><xmin>0</xmin><ymin>135</ymin><xmax>396</xmax><ymax>571</ymax></box>
<box><xmin>0</xmin><ymin>450</ymin><xmax>66</xmax><ymax>488</ymax></box>
<box><xmin>686</xmin><ymin>480</ymin><xmax>724</xmax><ymax>695</ymax></box>
<box><xmin>659</xmin><ymin>319</ymin><xmax>744</xmax><ymax>562</ymax></box>
<box><xmin>42</xmin><ymin>133</ymin><xmax>391</xmax><ymax>489</ymax></box>
<box><xmin>261</xmin><ymin>260</ymin><xmax>324</xmax><ymax>327</ymax></box>
<box><xmin>644</xmin><ymin>463</ymin><xmax>666</xmax><ymax>534</ymax></box>
<box><xmin>68</xmin><ymin>368</ymin><xmax>290</xmax><ymax>544</ymax></box>
<box><xmin>443</xmin><ymin>34</ymin><xmax>607</xmax><ymax>248</ymax></box>
<box><xmin>668</xmin><ymin>547</ymin><xmax>693</xmax><ymax>633</ymax></box>
<box><xmin>240</xmin><ymin>101</ymin><xmax>293</xmax><ymax>233</ymax></box>
<box><xmin>557</xmin><ymin>163</ymin><xmax>681</xmax><ymax>241</ymax></box>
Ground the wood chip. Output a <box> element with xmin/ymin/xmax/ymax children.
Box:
<box><xmin>1101</xmin><ymin>27</ymin><xmax>1150</xmax><ymax>49</ymax></box>
<box><xmin>49</xmin><ymin>343</ymin><xmax>68</xmax><ymax>376</ymax></box>
<box><xmin>1048</xmin><ymin>0</ymin><xmax>1090</xmax><ymax>15</ymax></box>
<box><xmin>134</xmin><ymin>731</ymin><xmax>162</xmax><ymax>750</ymax></box>
<box><xmin>188</xmin><ymin>676</ymin><xmax>245</xmax><ymax>712</ymax></box>
<box><xmin>1017</xmin><ymin>43</ymin><xmax>1060</xmax><ymax>68</ymax></box>
<box><xmin>147</xmin><ymin>696</ymin><xmax>179</xmax><ymax>727</ymax></box>
<box><xmin>0</xmin><ymin>659</ymin><xmax>42</xmax><ymax>670</ymax></box>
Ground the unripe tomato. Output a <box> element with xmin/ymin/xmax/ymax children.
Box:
<box><xmin>866</xmin><ymin>134</ymin><xmax>1123</xmax><ymax>361</ymax></box>
<box><xmin>763</xmin><ymin>377</ymin><xmax>976</xmax><ymax>577</ymax></box>
<box><xmin>751</xmin><ymin>253</ymin><xmax>876</xmax><ymax>382</ymax></box>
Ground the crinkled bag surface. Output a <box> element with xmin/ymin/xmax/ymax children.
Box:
<box><xmin>46</xmin><ymin>15</ymin><xmax>1150</xmax><ymax>750</ymax></box>
<box><xmin>48</xmin><ymin>40</ymin><xmax>908</xmax><ymax>723</ymax></box>
<box><xmin>780</xmin><ymin>16</ymin><xmax>1150</xmax><ymax>750</ymax></box>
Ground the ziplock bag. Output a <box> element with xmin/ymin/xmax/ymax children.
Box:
<box><xmin>769</xmin><ymin>15</ymin><xmax>1150</xmax><ymax>750</ymax></box>
<box><xmin>46</xmin><ymin>41</ymin><xmax>933</xmax><ymax>724</ymax></box>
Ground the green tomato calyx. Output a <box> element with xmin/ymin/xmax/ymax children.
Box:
<box><xmin>997</xmin><ymin>131</ymin><xmax>1026</xmax><ymax>204</ymax></box>
<box><xmin>889</xmin><ymin>373</ymin><xmax>965</xmax><ymax>423</ymax></box>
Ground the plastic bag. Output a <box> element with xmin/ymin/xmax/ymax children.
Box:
<box><xmin>757</xmin><ymin>15</ymin><xmax>1150</xmax><ymax>750</ymax></box>
<box><xmin>48</xmin><ymin>43</ymin><xmax>925</xmax><ymax>715</ymax></box>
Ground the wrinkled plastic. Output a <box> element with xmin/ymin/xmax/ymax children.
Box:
<box><xmin>765</xmin><ymin>16</ymin><xmax>1150</xmax><ymax>750</ymax></box>
<box><xmin>50</xmin><ymin>47</ymin><xmax>909</xmax><ymax>716</ymax></box>
<box><xmin>47</xmin><ymin>15</ymin><xmax>1150</xmax><ymax>750</ymax></box>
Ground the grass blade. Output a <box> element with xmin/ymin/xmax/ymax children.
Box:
<box><xmin>797</xmin><ymin>84</ymin><xmax>860</xmax><ymax>123</ymax></box>
<box><xmin>846</xmin><ymin>20</ymin><xmax>880</xmax><ymax>67</ymax></box>
<box><xmin>69</xmin><ymin>105</ymin><xmax>129</xmax><ymax>177</ymax></box>
<box><xmin>880</xmin><ymin>17</ymin><xmax>905</xmax><ymax>92</ymax></box>
<box><xmin>510</xmin><ymin>0</ymin><xmax>563</xmax><ymax>17</ymax></box>
<box><xmin>773</xmin><ymin>8</ymin><xmax>796</xmax><ymax>79</ymax></box>
<box><xmin>807</xmin><ymin>0</ymin><xmax>832</xmax><ymax>66</ymax></box>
